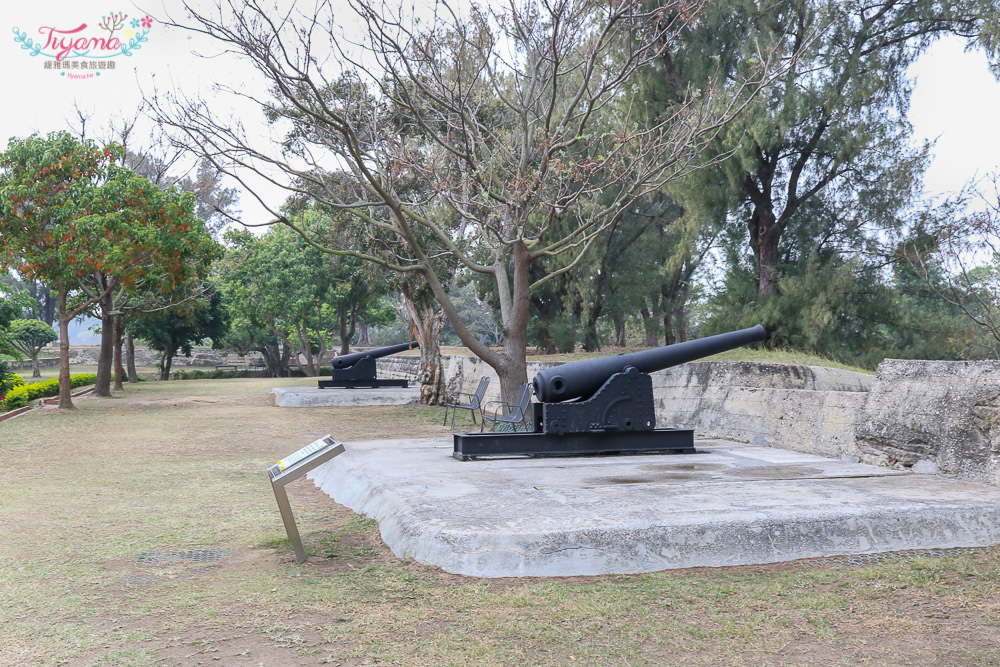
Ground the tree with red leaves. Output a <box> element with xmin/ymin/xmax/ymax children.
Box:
<box><xmin>0</xmin><ymin>131</ymin><xmax>218</xmax><ymax>408</ymax></box>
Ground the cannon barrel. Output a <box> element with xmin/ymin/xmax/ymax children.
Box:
<box><xmin>331</xmin><ymin>341</ymin><xmax>419</xmax><ymax>369</ymax></box>
<box><xmin>532</xmin><ymin>325</ymin><xmax>766</xmax><ymax>403</ymax></box>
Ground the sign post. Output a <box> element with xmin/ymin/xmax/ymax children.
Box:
<box><xmin>267</xmin><ymin>435</ymin><xmax>345</xmax><ymax>562</ymax></box>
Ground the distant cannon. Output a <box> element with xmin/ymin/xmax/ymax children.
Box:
<box><xmin>318</xmin><ymin>341</ymin><xmax>419</xmax><ymax>389</ymax></box>
<box><xmin>454</xmin><ymin>325</ymin><xmax>766</xmax><ymax>459</ymax></box>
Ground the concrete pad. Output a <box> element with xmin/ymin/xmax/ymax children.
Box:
<box><xmin>307</xmin><ymin>438</ymin><xmax>1000</xmax><ymax>578</ymax></box>
<box><xmin>270</xmin><ymin>386</ymin><xmax>419</xmax><ymax>407</ymax></box>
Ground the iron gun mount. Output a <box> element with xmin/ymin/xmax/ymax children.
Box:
<box><xmin>318</xmin><ymin>341</ymin><xmax>419</xmax><ymax>389</ymax></box>
<box><xmin>453</xmin><ymin>325</ymin><xmax>766</xmax><ymax>460</ymax></box>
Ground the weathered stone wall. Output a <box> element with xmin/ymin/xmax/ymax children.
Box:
<box><xmin>374</xmin><ymin>355</ymin><xmax>422</xmax><ymax>382</ymax></box>
<box><xmin>652</xmin><ymin>362</ymin><xmax>871</xmax><ymax>459</ymax></box>
<box><xmin>63</xmin><ymin>346</ymin><xmax>251</xmax><ymax>368</ymax></box>
<box><xmin>854</xmin><ymin>360</ymin><xmax>1000</xmax><ymax>486</ymax></box>
<box><xmin>8</xmin><ymin>357</ymin><xmax>60</xmax><ymax>371</ymax></box>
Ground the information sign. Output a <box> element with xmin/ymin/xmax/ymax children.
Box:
<box><xmin>267</xmin><ymin>435</ymin><xmax>345</xmax><ymax>562</ymax></box>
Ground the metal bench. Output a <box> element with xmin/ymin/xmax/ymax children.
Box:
<box><xmin>443</xmin><ymin>376</ymin><xmax>490</xmax><ymax>428</ymax></box>
<box><xmin>480</xmin><ymin>382</ymin><xmax>533</xmax><ymax>432</ymax></box>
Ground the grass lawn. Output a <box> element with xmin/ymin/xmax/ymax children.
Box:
<box><xmin>1</xmin><ymin>375</ymin><xmax>998</xmax><ymax>665</ymax></box>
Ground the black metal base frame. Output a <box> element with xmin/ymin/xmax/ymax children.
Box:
<box><xmin>452</xmin><ymin>428</ymin><xmax>695</xmax><ymax>461</ymax></box>
<box><xmin>318</xmin><ymin>379</ymin><xmax>409</xmax><ymax>389</ymax></box>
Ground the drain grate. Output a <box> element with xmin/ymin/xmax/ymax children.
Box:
<box><xmin>135</xmin><ymin>547</ymin><xmax>232</xmax><ymax>566</ymax></box>
<box><xmin>123</xmin><ymin>547</ymin><xmax>233</xmax><ymax>586</ymax></box>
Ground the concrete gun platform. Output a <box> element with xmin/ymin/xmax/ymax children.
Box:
<box><xmin>271</xmin><ymin>386</ymin><xmax>419</xmax><ymax>407</ymax></box>
<box><xmin>307</xmin><ymin>438</ymin><xmax>1000</xmax><ymax>578</ymax></box>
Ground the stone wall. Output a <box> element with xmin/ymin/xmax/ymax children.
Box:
<box><xmin>652</xmin><ymin>362</ymin><xmax>871</xmax><ymax>459</ymax></box>
<box><xmin>854</xmin><ymin>360</ymin><xmax>1000</xmax><ymax>486</ymax></box>
<box><xmin>62</xmin><ymin>346</ymin><xmax>252</xmax><ymax>368</ymax></box>
<box><xmin>7</xmin><ymin>357</ymin><xmax>60</xmax><ymax>371</ymax></box>
<box><xmin>373</xmin><ymin>355</ymin><xmax>423</xmax><ymax>382</ymax></box>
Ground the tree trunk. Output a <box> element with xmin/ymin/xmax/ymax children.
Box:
<box><xmin>297</xmin><ymin>322</ymin><xmax>318</xmax><ymax>376</ymax></box>
<box><xmin>401</xmin><ymin>286</ymin><xmax>445</xmax><ymax>405</ymax></box>
<box><xmin>125</xmin><ymin>329</ymin><xmax>139</xmax><ymax>383</ymax></box>
<box><xmin>583</xmin><ymin>316</ymin><xmax>602</xmax><ymax>351</ymax></box>
<box><xmin>662</xmin><ymin>310</ymin><xmax>677</xmax><ymax>346</ymax></box>
<box><xmin>392</xmin><ymin>210</ymin><xmax>528</xmax><ymax>407</ymax></box>
<box><xmin>640</xmin><ymin>305</ymin><xmax>659</xmax><ymax>347</ymax></box>
<box><xmin>261</xmin><ymin>342</ymin><xmax>289</xmax><ymax>378</ymax></box>
<box><xmin>671</xmin><ymin>299</ymin><xmax>688</xmax><ymax>344</ymax></box>
<box><xmin>659</xmin><ymin>264</ymin><xmax>692</xmax><ymax>345</ymax></box>
<box><xmin>612</xmin><ymin>313</ymin><xmax>627</xmax><ymax>347</ymax></box>
<box><xmin>93</xmin><ymin>291</ymin><xmax>115</xmax><ymax>397</ymax></box>
<box><xmin>337</xmin><ymin>305</ymin><xmax>351</xmax><ymax>355</ymax></box>
<box><xmin>582</xmin><ymin>264</ymin><xmax>609</xmax><ymax>352</ymax></box>
<box><xmin>357</xmin><ymin>321</ymin><xmax>371</xmax><ymax>346</ymax></box>
<box><xmin>749</xmin><ymin>206</ymin><xmax>782</xmax><ymax>297</ymax></box>
<box><xmin>399</xmin><ymin>277</ymin><xmax>445</xmax><ymax>405</ymax></box>
<box><xmin>347</xmin><ymin>305</ymin><xmax>359</xmax><ymax>352</ymax></box>
<box><xmin>113</xmin><ymin>316</ymin><xmax>125</xmax><ymax>391</ymax></box>
<box><xmin>495</xmin><ymin>242</ymin><xmax>531</xmax><ymax>411</ymax></box>
<box><xmin>160</xmin><ymin>345</ymin><xmax>175</xmax><ymax>381</ymax></box>
<box><xmin>30</xmin><ymin>352</ymin><xmax>41</xmax><ymax>378</ymax></box>
<box><xmin>56</xmin><ymin>288</ymin><xmax>76</xmax><ymax>410</ymax></box>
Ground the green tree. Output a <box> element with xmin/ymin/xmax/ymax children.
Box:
<box><xmin>81</xmin><ymin>163</ymin><xmax>220</xmax><ymax>397</ymax></box>
<box><xmin>216</xmin><ymin>311</ymin><xmax>291</xmax><ymax>379</ymax></box>
<box><xmin>900</xmin><ymin>181</ymin><xmax>1000</xmax><ymax>357</ymax></box>
<box><xmin>0</xmin><ymin>289</ymin><xmax>20</xmax><ymax>358</ymax></box>
<box><xmin>633</xmin><ymin>0</ymin><xmax>1000</xmax><ymax>362</ymax></box>
<box><xmin>0</xmin><ymin>132</ymin><xmax>119</xmax><ymax>408</ymax></box>
<box><xmin>0</xmin><ymin>273</ymin><xmax>56</xmax><ymax>325</ymax></box>
<box><xmin>0</xmin><ymin>132</ymin><xmax>218</xmax><ymax>407</ymax></box>
<box><xmin>685</xmin><ymin>0</ymin><xmax>992</xmax><ymax>298</ymax></box>
<box><xmin>131</xmin><ymin>286</ymin><xmax>228</xmax><ymax>380</ymax></box>
<box><xmin>216</xmin><ymin>221</ymin><xmax>392</xmax><ymax>377</ymax></box>
<box><xmin>7</xmin><ymin>319</ymin><xmax>58</xmax><ymax>378</ymax></box>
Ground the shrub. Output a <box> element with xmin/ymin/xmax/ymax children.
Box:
<box><xmin>1</xmin><ymin>373</ymin><xmax>98</xmax><ymax>412</ymax></box>
<box><xmin>4</xmin><ymin>385</ymin><xmax>28</xmax><ymax>410</ymax></box>
<box><xmin>70</xmin><ymin>373</ymin><xmax>98</xmax><ymax>388</ymax></box>
<box><xmin>0</xmin><ymin>360</ymin><xmax>17</xmax><ymax>395</ymax></box>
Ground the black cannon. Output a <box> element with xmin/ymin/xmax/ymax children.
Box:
<box><xmin>453</xmin><ymin>325</ymin><xmax>766</xmax><ymax>460</ymax></box>
<box><xmin>318</xmin><ymin>341</ymin><xmax>419</xmax><ymax>389</ymax></box>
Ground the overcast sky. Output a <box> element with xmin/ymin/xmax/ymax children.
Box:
<box><xmin>2</xmin><ymin>1</ymin><xmax>998</xmax><ymax>226</ymax></box>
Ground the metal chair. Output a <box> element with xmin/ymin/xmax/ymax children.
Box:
<box><xmin>481</xmin><ymin>382</ymin><xmax>533</xmax><ymax>432</ymax></box>
<box><xmin>443</xmin><ymin>376</ymin><xmax>490</xmax><ymax>428</ymax></box>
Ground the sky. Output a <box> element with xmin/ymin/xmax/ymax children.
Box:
<box><xmin>1</xmin><ymin>1</ymin><xmax>999</xmax><ymax>226</ymax></box>
<box><xmin>909</xmin><ymin>37</ymin><xmax>1000</xmax><ymax>206</ymax></box>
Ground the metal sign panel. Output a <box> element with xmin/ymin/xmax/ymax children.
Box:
<box><xmin>268</xmin><ymin>435</ymin><xmax>345</xmax><ymax>562</ymax></box>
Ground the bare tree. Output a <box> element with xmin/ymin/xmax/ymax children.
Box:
<box><xmin>151</xmin><ymin>0</ymin><xmax>774</xmax><ymax>403</ymax></box>
<box><xmin>904</xmin><ymin>176</ymin><xmax>1000</xmax><ymax>356</ymax></box>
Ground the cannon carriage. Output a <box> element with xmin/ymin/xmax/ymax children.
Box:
<box><xmin>453</xmin><ymin>325</ymin><xmax>766</xmax><ymax>460</ymax></box>
<box><xmin>318</xmin><ymin>341</ymin><xmax>419</xmax><ymax>389</ymax></box>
